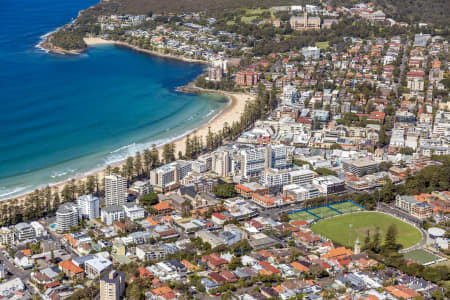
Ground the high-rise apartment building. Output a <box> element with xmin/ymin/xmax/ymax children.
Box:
<box><xmin>241</xmin><ymin>147</ymin><xmax>266</xmax><ymax>177</ymax></box>
<box><xmin>77</xmin><ymin>194</ymin><xmax>100</xmax><ymax>220</ymax></box>
<box><xmin>100</xmin><ymin>270</ymin><xmax>125</xmax><ymax>300</ymax></box>
<box><xmin>55</xmin><ymin>203</ymin><xmax>79</xmax><ymax>233</ymax></box>
<box><xmin>105</xmin><ymin>174</ymin><xmax>127</xmax><ymax>207</ymax></box>
<box><xmin>265</xmin><ymin>144</ymin><xmax>291</xmax><ymax>170</ymax></box>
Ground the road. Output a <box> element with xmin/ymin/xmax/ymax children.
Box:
<box><xmin>0</xmin><ymin>251</ymin><xmax>36</xmax><ymax>296</ymax></box>
<box><xmin>376</xmin><ymin>204</ymin><xmax>428</xmax><ymax>253</ymax></box>
<box><xmin>394</xmin><ymin>36</ymin><xmax>409</xmax><ymax>97</ymax></box>
<box><xmin>377</xmin><ymin>203</ymin><xmax>422</xmax><ymax>225</ymax></box>
<box><xmin>0</xmin><ymin>251</ymin><xmax>29</xmax><ymax>280</ymax></box>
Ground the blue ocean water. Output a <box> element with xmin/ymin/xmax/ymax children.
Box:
<box><xmin>0</xmin><ymin>0</ymin><xmax>227</xmax><ymax>199</ymax></box>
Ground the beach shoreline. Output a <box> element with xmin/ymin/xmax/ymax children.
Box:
<box><xmin>4</xmin><ymin>38</ymin><xmax>254</xmax><ymax>203</ymax></box>
<box><xmin>83</xmin><ymin>37</ymin><xmax>207</xmax><ymax>64</ymax></box>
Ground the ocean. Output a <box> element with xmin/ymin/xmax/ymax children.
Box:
<box><xmin>0</xmin><ymin>0</ymin><xmax>227</xmax><ymax>199</ymax></box>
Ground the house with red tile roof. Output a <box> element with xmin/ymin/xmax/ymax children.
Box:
<box><xmin>211</xmin><ymin>213</ymin><xmax>228</xmax><ymax>225</ymax></box>
<box><xmin>209</xmin><ymin>272</ymin><xmax>227</xmax><ymax>284</ymax></box>
<box><xmin>220</xmin><ymin>270</ymin><xmax>237</xmax><ymax>283</ymax></box>
<box><xmin>58</xmin><ymin>260</ymin><xmax>84</xmax><ymax>279</ymax></box>
<box><xmin>150</xmin><ymin>286</ymin><xmax>176</xmax><ymax>300</ymax></box>
<box><xmin>291</xmin><ymin>220</ymin><xmax>309</xmax><ymax>227</ymax></box>
<box><xmin>290</xmin><ymin>261</ymin><xmax>310</xmax><ymax>273</ymax></box>
<box><xmin>321</xmin><ymin>247</ymin><xmax>352</xmax><ymax>260</ymax></box>
<box><xmin>385</xmin><ymin>285</ymin><xmax>421</xmax><ymax>299</ymax></box>
<box><xmin>138</xmin><ymin>267</ymin><xmax>153</xmax><ymax>279</ymax></box>
<box><xmin>293</xmin><ymin>230</ymin><xmax>321</xmax><ymax>248</ymax></box>
<box><xmin>152</xmin><ymin>201</ymin><xmax>174</xmax><ymax>215</ymax></box>
<box><xmin>201</xmin><ymin>253</ymin><xmax>228</xmax><ymax>271</ymax></box>
<box><xmin>258</xmin><ymin>261</ymin><xmax>280</xmax><ymax>275</ymax></box>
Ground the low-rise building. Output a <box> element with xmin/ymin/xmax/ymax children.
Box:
<box><xmin>0</xmin><ymin>227</ymin><xmax>15</xmax><ymax>245</ymax></box>
<box><xmin>312</xmin><ymin>176</ymin><xmax>345</xmax><ymax>195</ymax></box>
<box><xmin>343</xmin><ymin>158</ymin><xmax>380</xmax><ymax>176</ymax></box>
<box><xmin>122</xmin><ymin>203</ymin><xmax>145</xmax><ymax>220</ymax></box>
<box><xmin>14</xmin><ymin>222</ymin><xmax>35</xmax><ymax>241</ymax></box>
<box><xmin>101</xmin><ymin>206</ymin><xmax>125</xmax><ymax>226</ymax></box>
<box><xmin>136</xmin><ymin>244</ymin><xmax>167</xmax><ymax>261</ymax></box>
<box><xmin>58</xmin><ymin>260</ymin><xmax>84</xmax><ymax>279</ymax></box>
<box><xmin>85</xmin><ymin>257</ymin><xmax>113</xmax><ymax>279</ymax></box>
<box><xmin>395</xmin><ymin>195</ymin><xmax>433</xmax><ymax>219</ymax></box>
<box><xmin>195</xmin><ymin>230</ymin><xmax>226</xmax><ymax>249</ymax></box>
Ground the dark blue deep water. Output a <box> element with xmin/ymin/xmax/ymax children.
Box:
<box><xmin>0</xmin><ymin>0</ymin><xmax>227</xmax><ymax>198</ymax></box>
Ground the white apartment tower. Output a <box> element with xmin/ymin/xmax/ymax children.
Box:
<box><xmin>77</xmin><ymin>194</ymin><xmax>100</xmax><ymax>220</ymax></box>
<box><xmin>241</xmin><ymin>147</ymin><xmax>266</xmax><ymax>177</ymax></box>
<box><xmin>105</xmin><ymin>174</ymin><xmax>127</xmax><ymax>207</ymax></box>
<box><xmin>55</xmin><ymin>202</ymin><xmax>79</xmax><ymax>233</ymax></box>
<box><xmin>211</xmin><ymin>151</ymin><xmax>230</xmax><ymax>177</ymax></box>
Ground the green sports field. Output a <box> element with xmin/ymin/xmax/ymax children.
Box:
<box><xmin>310</xmin><ymin>212</ymin><xmax>422</xmax><ymax>249</ymax></box>
<box><xmin>403</xmin><ymin>249</ymin><xmax>442</xmax><ymax>265</ymax></box>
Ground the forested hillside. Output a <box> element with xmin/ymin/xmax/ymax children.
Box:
<box><xmin>374</xmin><ymin>0</ymin><xmax>449</xmax><ymax>28</ymax></box>
<box><xmin>330</xmin><ymin>0</ymin><xmax>449</xmax><ymax>29</ymax></box>
<box><xmin>85</xmin><ymin>0</ymin><xmax>303</xmax><ymax>16</ymax></box>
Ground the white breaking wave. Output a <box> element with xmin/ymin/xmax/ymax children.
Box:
<box><xmin>50</xmin><ymin>168</ymin><xmax>78</xmax><ymax>179</ymax></box>
<box><xmin>0</xmin><ymin>186</ymin><xmax>32</xmax><ymax>199</ymax></box>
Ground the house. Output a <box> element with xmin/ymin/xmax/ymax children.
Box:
<box><xmin>211</xmin><ymin>213</ymin><xmax>228</xmax><ymax>225</ymax></box>
<box><xmin>138</xmin><ymin>267</ymin><xmax>153</xmax><ymax>279</ymax></box>
<box><xmin>201</xmin><ymin>278</ymin><xmax>219</xmax><ymax>293</ymax></box>
<box><xmin>385</xmin><ymin>285</ymin><xmax>421</xmax><ymax>299</ymax></box>
<box><xmin>168</xmin><ymin>194</ymin><xmax>191</xmax><ymax>212</ymax></box>
<box><xmin>14</xmin><ymin>251</ymin><xmax>33</xmax><ymax>269</ymax></box>
<box><xmin>201</xmin><ymin>253</ymin><xmax>228</xmax><ymax>271</ymax></box>
<box><xmin>291</xmin><ymin>261</ymin><xmax>310</xmax><ymax>273</ymax></box>
<box><xmin>153</xmin><ymin>201</ymin><xmax>175</xmax><ymax>215</ymax></box>
<box><xmin>209</xmin><ymin>272</ymin><xmax>227</xmax><ymax>284</ymax></box>
<box><xmin>293</xmin><ymin>231</ymin><xmax>321</xmax><ymax>248</ymax></box>
<box><xmin>261</xmin><ymin>287</ymin><xmax>279</xmax><ymax>298</ymax></box>
<box><xmin>58</xmin><ymin>260</ymin><xmax>84</xmax><ymax>279</ymax></box>
<box><xmin>220</xmin><ymin>270</ymin><xmax>238</xmax><ymax>283</ymax></box>
<box><xmin>322</xmin><ymin>247</ymin><xmax>352</xmax><ymax>260</ymax></box>
<box><xmin>149</xmin><ymin>285</ymin><xmax>176</xmax><ymax>300</ymax></box>
<box><xmin>258</xmin><ymin>261</ymin><xmax>280</xmax><ymax>275</ymax></box>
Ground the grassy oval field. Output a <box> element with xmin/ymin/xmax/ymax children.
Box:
<box><xmin>310</xmin><ymin>212</ymin><xmax>422</xmax><ymax>249</ymax></box>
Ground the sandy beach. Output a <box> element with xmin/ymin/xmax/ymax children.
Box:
<box><xmin>7</xmin><ymin>39</ymin><xmax>254</xmax><ymax>206</ymax></box>
<box><xmin>84</xmin><ymin>37</ymin><xmax>207</xmax><ymax>64</ymax></box>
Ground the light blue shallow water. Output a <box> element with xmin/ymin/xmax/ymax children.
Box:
<box><xmin>0</xmin><ymin>0</ymin><xmax>227</xmax><ymax>199</ymax></box>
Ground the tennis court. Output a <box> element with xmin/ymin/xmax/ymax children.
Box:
<box><xmin>289</xmin><ymin>210</ymin><xmax>318</xmax><ymax>221</ymax></box>
<box><xmin>288</xmin><ymin>201</ymin><xmax>366</xmax><ymax>222</ymax></box>
<box><xmin>308</xmin><ymin>206</ymin><xmax>340</xmax><ymax>219</ymax></box>
<box><xmin>330</xmin><ymin>201</ymin><xmax>364</xmax><ymax>214</ymax></box>
<box><xmin>403</xmin><ymin>249</ymin><xmax>442</xmax><ymax>265</ymax></box>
